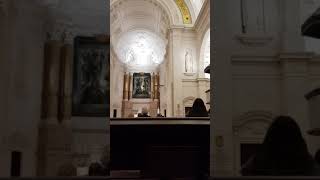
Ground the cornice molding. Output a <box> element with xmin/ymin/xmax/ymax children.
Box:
<box><xmin>235</xmin><ymin>34</ymin><xmax>273</xmax><ymax>47</ymax></box>
<box><xmin>278</xmin><ymin>52</ymin><xmax>315</xmax><ymax>60</ymax></box>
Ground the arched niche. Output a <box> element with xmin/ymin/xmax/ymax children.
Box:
<box><xmin>233</xmin><ymin>110</ymin><xmax>273</xmax><ymax>137</ymax></box>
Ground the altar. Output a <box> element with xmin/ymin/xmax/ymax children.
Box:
<box><xmin>110</xmin><ymin>117</ymin><xmax>210</xmax><ymax>178</ymax></box>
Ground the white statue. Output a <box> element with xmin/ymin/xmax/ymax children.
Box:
<box><xmin>185</xmin><ymin>49</ymin><xmax>193</xmax><ymax>73</ymax></box>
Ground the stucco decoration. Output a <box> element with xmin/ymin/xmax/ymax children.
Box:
<box><xmin>116</xmin><ymin>29</ymin><xmax>167</xmax><ymax>69</ymax></box>
<box><xmin>233</xmin><ymin>110</ymin><xmax>273</xmax><ymax>136</ymax></box>
<box><xmin>175</xmin><ymin>0</ymin><xmax>192</xmax><ymax>24</ymax></box>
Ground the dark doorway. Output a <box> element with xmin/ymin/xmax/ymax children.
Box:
<box><xmin>11</xmin><ymin>151</ymin><xmax>22</xmax><ymax>177</ymax></box>
<box><xmin>113</xmin><ymin>109</ymin><xmax>117</xmax><ymax>118</ymax></box>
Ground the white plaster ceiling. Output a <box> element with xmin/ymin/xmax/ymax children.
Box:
<box><xmin>110</xmin><ymin>0</ymin><xmax>172</xmax><ymax>69</ymax></box>
<box><xmin>190</xmin><ymin>0</ymin><xmax>205</xmax><ymax>19</ymax></box>
<box><xmin>111</xmin><ymin>0</ymin><xmax>171</xmax><ymax>44</ymax></box>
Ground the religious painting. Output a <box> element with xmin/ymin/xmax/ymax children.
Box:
<box><xmin>72</xmin><ymin>36</ymin><xmax>110</xmax><ymax>116</ymax></box>
<box><xmin>132</xmin><ymin>73</ymin><xmax>151</xmax><ymax>98</ymax></box>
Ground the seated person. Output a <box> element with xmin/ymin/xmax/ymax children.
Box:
<box><xmin>241</xmin><ymin>116</ymin><xmax>320</xmax><ymax>176</ymax></box>
<box><xmin>157</xmin><ymin>113</ymin><xmax>164</xmax><ymax>117</ymax></box>
<box><xmin>138</xmin><ymin>107</ymin><xmax>150</xmax><ymax>117</ymax></box>
<box><xmin>88</xmin><ymin>162</ymin><xmax>106</xmax><ymax>176</ymax></box>
<box><xmin>186</xmin><ymin>98</ymin><xmax>208</xmax><ymax>117</ymax></box>
<box><xmin>127</xmin><ymin>113</ymin><xmax>134</xmax><ymax>118</ymax></box>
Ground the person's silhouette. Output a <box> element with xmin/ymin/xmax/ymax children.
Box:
<box><xmin>186</xmin><ymin>98</ymin><xmax>208</xmax><ymax>117</ymax></box>
<box><xmin>241</xmin><ymin>116</ymin><xmax>319</xmax><ymax>176</ymax></box>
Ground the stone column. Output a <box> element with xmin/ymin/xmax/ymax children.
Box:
<box><xmin>41</xmin><ymin>40</ymin><xmax>63</xmax><ymax>123</ymax></box>
<box><xmin>170</xmin><ymin>28</ymin><xmax>183</xmax><ymax>117</ymax></box>
<box><xmin>58</xmin><ymin>43</ymin><xmax>73</xmax><ymax>124</ymax></box>
<box><xmin>152</xmin><ymin>73</ymin><xmax>155</xmax><ymax>100</ymax></box>
<box><xmin>155</xmin><ymin>74</ymin><xmax>160</xmax><ymax>100</ymax></box>
<box><xmin>123</xmin><ymin>73</ymin><xmax>128</xmax><ymax>100</ymax></box>
<box><xmin>128</xmin><ymin>73</ymin><xmax>132</xmax><ymax>100</ymax></box>
<box><xmin>38</xmin><ymin>35</ymin><xmax>73</xmax><ymax>175</ymax></box>
<box><xmin>156</xmin><ymin>74</ymin><xmax>160</xmax><ymax>114</ymax></box>
<box><xmin>279</xmin><ymin>53</ymin><xmax>314</xmax><ymax>150</ymax></box>
<box><xmin>122</xmin><ymin>73</ymin><xmax>133</xmax><ymax>117</ymax></box>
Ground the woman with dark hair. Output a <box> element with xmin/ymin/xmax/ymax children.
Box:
<box><xmin>187</xmin><ymin>98</ymin><xmax>208</xmax><ymax>117</ymax></box>
<box><xmin>241</xmin><ymin>116</ymin><xmax>320</xmax><ymax>176</ymax></box>
<box><xmin>88</xmin><ymin>162</ymin><xmax>106</xmax><ymax>176</ymax></box>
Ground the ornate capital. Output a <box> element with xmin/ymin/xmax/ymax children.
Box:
<box><xmin>46</xmin><ymin>20</ymin><xmax>75</xmax><ymax>44</ymax></box>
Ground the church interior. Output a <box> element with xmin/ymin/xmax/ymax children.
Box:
<box><xmin>110</xmin><ymin>0</ymin><xmax>210</xmax><ymax>118</ymax></box>
<box><xmin>1</xmin><ymin>0</ymin><xmax>320</xmax><ymax>178</ymax></box>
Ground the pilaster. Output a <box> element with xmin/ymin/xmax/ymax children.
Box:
<box><xmin>280</xmin><ymin>0</ymin><xmax>305</xmax><ymax>52</ymax></box>
<box><xmin>38</xmin><ymin>33</ymin><xmax>74</xmax><ymax>175</ymax></box>
<box><xmin>211</xmin><ymin>0</ymin><xmax>234</xmax><ymax>176</ymax></box>
<box><xmin>170</xmin><ymin>28</ymin><xmax>184</xmax><ymax>116</ymax></box>
<box><xmin>279</xmin><ymin>52</ymin><xmax>313</xmax><ymax>134</ymax></box>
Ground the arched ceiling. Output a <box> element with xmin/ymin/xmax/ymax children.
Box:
<box><xmin>110</xmin><ymin>0</ymin><xmax>171</xmax><ymax>43</ymax></box>
<box><xmin>175</xmin><ymin>0</ymin><xmax>192</xmax><ymax>24</ymax></box>
<box><xmin>110</xmin><ymin>0</ymin><xmax>206</xmax><ymax>69</ymax></box>
<box><xmin>189</xmin><ymin>0</ymin><xmax>205</xmax><ymax>20</ymax></box>
<box><xmin>110</xmin><ymin>0</ymin><xmax>172</xmax><ymax>69</ymax></box>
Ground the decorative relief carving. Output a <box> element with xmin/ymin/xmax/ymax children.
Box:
<box><xmin>46</xmin><ymin>20</ymin><xmax>75</xmax><ymax>44</ymax></box>
<box><xmin>233</xmin><ymin>110</ymin><xmax>273</xmax><ymax>137</ymax></box>
<box><xmin>116</xmin><ymin>30</ymin><xmax>167</xmax><ymax>69</ymax></box>
<box><xmin>175</xmin><ymin>0</ymin><xmax>192</xmax><ymax>24</ymax></box>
